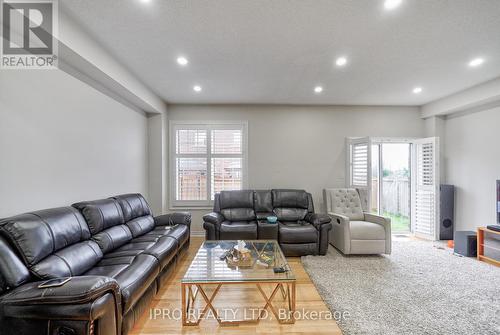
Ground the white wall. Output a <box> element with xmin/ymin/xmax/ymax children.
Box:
<box><xmin>0</xmin><ymin>70</ymin><xmax>149</xmax><ymax>217</ymax></box>
<box><xmin>147</xmin><ymin>112</ymin><xmax>168</xmax><ymax>215</ymax></box>
<box><xmin>167</xmin><ymin>104</ymin><xmax>425</xmax><ymax>234</ymax></box>
<box><xmin>444</xmin><ymin>108</ymin><xmax>500</xmax><ymax>231</ymax></box>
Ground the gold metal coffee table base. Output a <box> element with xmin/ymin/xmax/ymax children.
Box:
<box><xmin>181</xmin><ymin>281</ymin><xmax>296</xmax><ymax>326</ymax></box>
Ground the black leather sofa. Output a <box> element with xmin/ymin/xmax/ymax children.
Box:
<box><xmin>203</xmin><ymin>189</ymin><xmax>332</xmax><ymax>256</ymax></box>
<box><xmin>0</xmin><ymin>193</ymin><xmax>190</xmax><ymax>335</ymax></box>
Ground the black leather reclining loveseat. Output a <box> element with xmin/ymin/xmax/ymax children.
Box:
<box><xmin>203</xmin><ymin>189</ymin><xmax>332</xmax><ymax>256</ymax></box>
<box><xmin>0</xmin><ymin>193</ymin><xmax>190</xmax><ymax>335</ymax></box>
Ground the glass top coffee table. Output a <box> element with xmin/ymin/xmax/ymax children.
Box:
<box><xmin>181</xmin><ymin>240</ymin><xmax>296</xmax><ymax>326</ymax></box>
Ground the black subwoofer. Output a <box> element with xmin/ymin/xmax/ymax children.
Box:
<box><xmin>454</xmin><ymin>231</ymin><xmax>477</xmax><ymax>257</ymax></box>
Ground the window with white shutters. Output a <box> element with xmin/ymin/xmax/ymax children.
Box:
<box><xmin>170</xmin><ymin>122</ymin><xmax>248</xmax><ymax>207</ymax></box>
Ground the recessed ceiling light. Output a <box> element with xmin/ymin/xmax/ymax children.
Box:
<box><xmin>193</xmin><ymin>85</ymin><xmax>202</xmax><ymax>92</ymax></box>
<box><xmin>413</xmin><ymin>87</ymin><xmax>423</xmax><ymax>94</ymax></box>
<box><xmin>335</xmin><ymin>57</ymin><xmax>348</xmax><ymax>67</ymax></box>
<box><xmin>384</xmin><ymin>0</ymin><xmax>402</xmax><ymax>10</ymax></box>
<box><xmin>314</xmin><ymin>86</ymin><xmax>323</xmax><ymax>94</ymax></box>
<box><xmin>140</xmin><ymin>0</ymin><xmax>152</xmax><ymax>3</ymax></box>
<box><xmin>177</xmin><ymin>56</ymin><xmax>188</xmax><ymax>66</ymax></box>
<box><xmin>468</xmin><ymin>58</ymin><xmax>484</xmax><ymax>67</ymax></box>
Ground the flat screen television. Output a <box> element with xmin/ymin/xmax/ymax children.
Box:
<box><xmin>497</xmin><ymin>180</ymin><xmax>500</xmax><ymax>223</ymax></box>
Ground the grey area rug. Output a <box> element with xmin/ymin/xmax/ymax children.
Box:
<box><xmin>302</xmin><ymin>240</ymin><xmax>500</xmax><ymax>335</ymax></box>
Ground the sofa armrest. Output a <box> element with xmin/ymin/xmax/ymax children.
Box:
<box><xmin>154</xmin><ymin>212</ymin><xmax>191</xmax><ymax>228</ymax></box>
<box><xmin>364</xmin><ymin>213</ymin><xmax>391</xmax><ymax>254</ymax></box>
<box><xmin>203</xmin><ymin>212</ymin><xmax>225</xmax><ymax>225</ymax></box>
<box><xmin>202</xmin><ymin>212</ymin><xmax>224</xmax><ymax>240</ymax></box>
<box><xmin>328</xmin><ymin>212</ymin><xmax>351</xmax><ymax>254</ymax></box>
<box><xmin>305</xmin><ymin>213</ymin><xmax>332</xmax><ymax>228</ymax></box>
<box><xmin>0</xmin><ymin>276</ymin><xmax>119</xmax><ymax>305</ymax></box>
<box><xmin>0</xmin><ymin>276</ymin><xmax>121</xmax><ymax>335</ymax></box>
<box><xmin>364</xmin><ymin>213</ymin><xmax>391</xmax><ymax>228</ymax></box>
<box><xmin>328</xmin><ymin>212</ymin><xmax>350</xmax><ymax>225</ymax></box>
<box><xmin>305</xmin><ymin>213</ymin><xmax>332</xmax><ymax>255</ymax></box>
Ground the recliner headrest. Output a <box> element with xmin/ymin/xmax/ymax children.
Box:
<box><xmin>72</xmin><ymin>199</ymin><xmax>124</xmax><ymax>235</ymax></box>
<box><xmin>219</xmin><ymin>190</ymin><xmax>254</xmax><ymax>209</ymax></box>
<box><xmin>0</xmin><ymin>207</ymin><xmax>90</xmax><ymax>266</ymax></box>
<box><xmin>111</xmin><ymin>193</ymin><xmax>152</xmax><ymax>222</ymax></box>
<box><xmin>272</xmin><ymin>189</ymin><xmax>309</xmax><ymax>209</ymax></box>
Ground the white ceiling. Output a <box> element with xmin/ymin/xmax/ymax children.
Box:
<box><xmin>61</xmin><ymin>0</ymin><xmax>500</xmax><ymax>106</ymax></box>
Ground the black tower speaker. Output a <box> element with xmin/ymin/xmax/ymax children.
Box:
<box><xmin>439</xmin><ymin>184</ymin><xmax>455</xmax><ymax>240</ymax></box>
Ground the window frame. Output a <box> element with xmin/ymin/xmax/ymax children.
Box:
<box><xmin>169</xmin><ymin>120</ymin><xmax>248</xmax><ymax>208</ymax></box>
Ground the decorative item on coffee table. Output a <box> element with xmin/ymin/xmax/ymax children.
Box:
<box><xmin>225</xmin><ymin>240</ymin><xmax>253</xmax><ymax>268</ymax></box>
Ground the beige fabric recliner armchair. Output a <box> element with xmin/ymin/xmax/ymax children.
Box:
<box><xmin>324</xmin><ymin>188</ymin><xmax>391</xmax><ymax>255</ymax></box>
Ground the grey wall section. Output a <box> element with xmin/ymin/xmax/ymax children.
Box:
<box><xmin>0</xmin><ymin>70</ymin><xmax>148</xmax><ymax>217</ymax></box>
<box><xmin>444</xmin><ymin>108</ymin><xmax>500</xmax><ymax>231</ymax></box>
<box><xmin>147</xmin><ymin>112</ymin><xmax>168</xmax><ymax>214</ymax></box>
<box><xmin>167</xmin><ymin>104</ymin><xmax>425</xmax><ymax>234</ymax></box>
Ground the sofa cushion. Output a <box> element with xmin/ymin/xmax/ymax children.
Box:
<box><xmin>220</xmin><ymin>221</ymin><xmax>257</xmax><ymax>240</ymax></box>
<box><xmin>92</xmin><ymin>225</ymin><xmax>133</xmax><ymax>254</ymax></box>
<box><xmin>85</xmin><ymin>263</ymin><xmax>129</xmax><ymax>278</ymax></box>
<box><xmin>219</xmin><ymin>190</ymin><xmax>254</xmax><ymax>209</ymax></box>
<box><xmin>96</xmin><ymin>255</ymin><xmax>136</xmax><ymax>267</ymax></box>
<box><xmin>273</xmin><ymin>208</ymin><xmax>309</xmax><ymax>221</ymax></box>
<box><xmin>279</xmin><ymin>222</ymin><xmax>318</xmax><ymax>244</ymax></box>
<box><xmin>112</xmin><ymin>193</ymin><xmax>152</xmax><ymax>222</ymax></box>
<box><xmin>350</xmin><ymin>221</ymin><xmax>386</xmax><ymax>240</ymax></box>
<box><xmin>31</xmin><ymin>240</ymin><xmax>103</xmax><ymax>279</ymax></box>
<box><xmin>100</xmin><ymin>232</ymin><xmax>177</xmax><ymax>270</ymax></box>
<box><xmin>254</xmin><ymin>190</ymin><xmax>273</xmax><ymax>212</ymax></box>
<box><xmin>131</xmin><ymin>228</ymin><xmax>171</xmax><ymax>243</ymax></box>
<box><xmin>72</xmin><ymin>199</ymin><xmax>125</xmax><ymax>235</ymax></box>
<box><xmin>218</xmin><ymin>190</ymin><xmax>256</xmax><ymax>221</ymax></box>
<box><xmin>272</xmin><ymin>190</ymin><xmax>310</xmax><ymax>221</ymax></box>
<box><xmin>85</xmin><ymin>252</ymin><xmax>160</xmax><ymax>313</ymax></box>
<box><xmin>166</xmin><ymin>224</ymin><xmax>189</xmax><ymax>246</ymax></box>
<box><xmin>0</xmin><ymin>207</ymin><xmax>90</xmax><ymax>266</ymax></box>
<box><xmin>102</xmin><ymin>241</ymin><xmax>154</xmax><ymax>259</ymax></box>
<box><xmin>113</xmin><ymin>254</ymin><xmax>160</xmax><ymax>313</ymax></box>
<box><xmin>124</xmin><ymin>215</ymin><xmax>155</xmax><ymax>238</ymax></box>
<box><xmin>329</xmin><ymin>189</ymin><xmax>365</xmax><ymax>221</ymax></box>
<box><xmin>272</xmin><ymin>189</ymin><xmax>309</xmax><ymax>209</ymax></box>
<box><xmin>254</xmin><ymin>190</ymin><xmax>273</xmax><ymax>219</ymax></box>
<box><xmin>142</xmin><ymin>236</ymin><xmax>177</xmax><ymax>268</ymax></box>
<box><xmin>220</xmin><ymin>208</ymin><xmax>256</xmax><ymax>221</ymax></box>
<box><xmin>0</xmin><ymin>236</ymin><xmax>31</xmax><ymax>293</ymax></box>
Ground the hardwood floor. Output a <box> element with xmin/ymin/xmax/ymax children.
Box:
<box><xmin>130</xmin><ymin>237</ymin><xmax>342</xmax><ymax>335</ymax></box>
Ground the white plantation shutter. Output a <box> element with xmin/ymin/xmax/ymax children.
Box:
<box><xmin>210</xmin><ymin>128</ymin><xmax>244</xmax><ymax>200</ymax></box>
<box><xmin>175</xmin><ymin>158</ymin><xmax>207</xmax><ymax>201</ymax></box>
<box><xmin>417</xmin><ymin>142</ymin><xmax>434</xmax><ymax>186</ymax></box>
<box><xmin>176</xmin><ymin>129</ymin><xmax>207</xmax><ymax>154</ymax></box>
<box><xmin>170</xmin><ymin>122</ymin><xmax>247</xmax><ymax>207</ymax></box>
<box><xmin>411</xmin><ymin>137</ymin><xmax>440</xmax><ymax>240</ymax></box>
<box><xmin>211</xmin><ymin>158</ymin><xmax>242</xmax><ymax>197</ymax></box>
<box><xmin>211</xmin><ymin>129</ymin><xmax>242</xmax><ymax>154</ymax></box>
<box><xmin>352</xmin><ymin>143</ymin><xmax>369</xmax><ymax>187</ymax></box>
<box><xmin>346</xmin><ymin>137</ymin><xmax>372</xmax><ymax>208</ymax></box>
